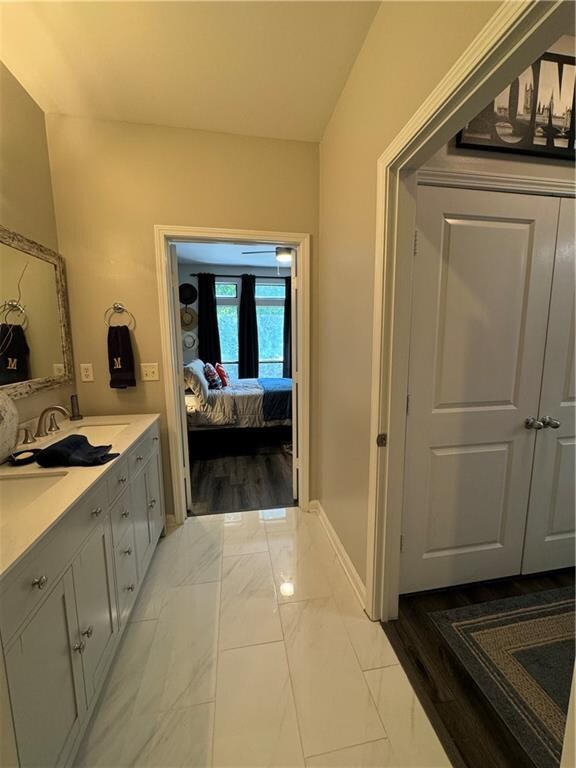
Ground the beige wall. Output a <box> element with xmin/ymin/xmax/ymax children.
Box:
<box><xmin>0</xmin><ymin>62</ymin><xmax>71</xmax><ymax>421</ymax></box>
<box><xmin>46</xmin><ymin>115</ymin><xmax>318</xmax><ymax>512</ymax></box>
<box><xmin>317</xmin><ymin>1</ymin><xmax>502</xmax><ymax>581</ymax></box>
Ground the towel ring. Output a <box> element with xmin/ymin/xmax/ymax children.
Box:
<box><xmin>0</xmin><ymin>300</ymin><xmax>28</xmax><ymax>329</ymax></box>
<box><xmin>104</xmin><ymin>302</ymin><xmax>136</xmax><ymax>329</ymax></box>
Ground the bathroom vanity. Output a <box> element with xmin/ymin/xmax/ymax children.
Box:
<box><xmin>0</xmin><ymin>414</ymin><xmax>165</xmax><ymax>767</ymax></box>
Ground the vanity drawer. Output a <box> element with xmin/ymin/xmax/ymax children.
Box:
<box><xmin>106</xmin><ymin>456</ymin><xmax>129</xmax><ymax>504</ymax></box>
<box><xmin>0</xmin><ymin>482</ymin><xmax>107</xmax><ymax>644</ymax></box>
<box><xmin>110</xmin><ymin>488</ymin><xmax>132</xmax><ymax>545</ymax></box>
<box><xmin>128</xmin><ymin>422</ymin><xmax>160</xmax><ymax>478</ymax></box>
<box><xmin>114</xmin><ymin>526</ymin><xmax>138</xmax><ymax>626</ymax></box>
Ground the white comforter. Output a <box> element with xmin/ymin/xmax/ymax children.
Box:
<box><xmin>186</xmin><ymin>379</ymin><xmax>290</xmax><ymax>429</ymax></box>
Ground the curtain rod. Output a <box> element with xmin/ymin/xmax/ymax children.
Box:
<box><xmin>188</xmin><ymin>273</ymin><xmax>288</xmax><ymax>279</ymax></box>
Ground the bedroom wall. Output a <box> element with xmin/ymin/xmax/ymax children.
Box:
<box><xmin>316</xmin><ymin>0</ymin><xmax>502</xmax><ymax>582</ymax></box>
<box><xmin>0</xmin><ymin>62</ymin><xmax>72</xmax><ymax>422</ymax></box>
<box><xmin>46</xmin><ymin>114</ymin><xmax>318</xmax><ymax>513</ymax></box>
<box><xmin>176</xmin><ymin>263</ymin><xmax>290</xmax><ymax>365</ymax></box>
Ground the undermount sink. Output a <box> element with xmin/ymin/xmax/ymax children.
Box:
<box><xmin>0</xmin><ymin>472</ymin><xmax>68</xmax><ymax>511</ymax></box>
<box><xmin>68</xmin><ymin>423</ymin><xmax>129</xmax><ymax>444</ymax></box>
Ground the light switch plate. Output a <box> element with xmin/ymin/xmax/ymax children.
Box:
<box><xmin>53</xmin><ymin>363</ymin><xmax>65</xmax><ymax>377</ymax></box>
<box><xmin>80</xmin><ymin>363</ymin><xmax>94</xmax><ymax>382</ymax></box>
<box><xmin>141</xmin><ymin>363</ymin><xmax>160</xmax><ymax>382</ymax></box>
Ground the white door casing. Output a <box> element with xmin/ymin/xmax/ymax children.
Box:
<box><xmin>522</xmin><ymin>197</ymin><xmax>576</xmax><ymax>573</ymax></box>
<box><xmin>401</xmin><ymin>186</ymin><xmax>560</xmax><ymax>593</ymax></box>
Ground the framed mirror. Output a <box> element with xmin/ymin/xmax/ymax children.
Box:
<box><xmin>0</xmin><ymin>225</ymin><xmax>73</xmax><ymax>398</ymax></box>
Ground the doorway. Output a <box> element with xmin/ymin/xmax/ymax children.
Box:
<box><xmin>154</xmin><ymin>226</ymin><xmax>310</xmax><ymax>525</ymax></box>
<box><xmin>175</xmin><ymin>240</ymin><xmax>296</xmax><ymax>516</ymax></box>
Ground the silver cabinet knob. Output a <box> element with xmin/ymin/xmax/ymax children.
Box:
<box><xmin>73</xmin><ymin>640</ymin><xmax>86</xmax><ymax>653</ymax></box>
<box><xmin>123</xmin><ymin>547</ymin><xmax>133</xmax><ymax>556</ymax></box>
<box><xmin>541</xmin><ymin>416</ymin><xmax>561</xmax><ymax>429</ymax></box>
<box><xmin>153</xmin><ymin>436</ymin><xmax>159</xmax><ymax>442</ymax></box>
<box><xmin>91</xmin><ymin>506</ymin><xmax>103</xmax><ymax>517</ymax></box>
<box><xmin>31</xmin><ymin>575</ymin><xmax>48</xmax><ymax>590</ymax></box>
<box><xmin>148</xmin><ymin>499</ymin><xmax>157</xmax><ymax>509</ymax></box>
<box><xmin>121</xmin><ymin>509</ymin><xmax>130</xmax><ymax>519</ymax></box>
<box><xmin>125</xmin><ymin>584</ymin><xmax>135</xmax><ymax>592</ymax></box>
<box><xmin>81</xmin><ymin>626</ymin><xmax>94</xmax><ymax>638</ymax></box>
<box><xmin>525</xmin><ymin>417</ymin><xmax>544</xmax><ymax>430</ymax></box>
<box><xmin>136</xmin><ymin>455</ymin><xmax>144</xmax><ymax>462</ymax></box>
<box><xmin>119</xmin><ymin>476</ymin><xmax>127</xmax><ymax>484</ymax></box>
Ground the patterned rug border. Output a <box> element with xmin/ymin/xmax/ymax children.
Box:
<box><xmin>431</xmin><ymin>586</ymin><xmax>575</xmax><ymax>768</ymax></box>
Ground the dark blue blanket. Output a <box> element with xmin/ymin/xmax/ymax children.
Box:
<box><xmin>258</xmin><ymin>378</ymin><xmax>292</xmax><ymax>422</ymax></box>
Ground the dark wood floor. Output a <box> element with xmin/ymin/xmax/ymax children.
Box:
<box><xmin>188</xmin><ymin>426</ymin><xmax>294</xmax><ymax>516</ymax></box>
<box><xmin>383</xmin><ymin>569</ymin><xmax>575</xmax><ymax>768</ymax></box>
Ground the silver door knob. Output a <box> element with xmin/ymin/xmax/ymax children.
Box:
<box><xmin>123</xmin><ymin>547</ymin><xmax>133</xmax><ymax>556</ymax></box>
<box><xmin>525</xmin><ymin>417</ymin><xmax>544</xmax><ymax>430</ymax></box>
<box><xmin>541</xmin><ymin>416</ymin><xmax>561</xmax><ymax>429</ymax></box>
<box><xmin>31</xmin><ymin>575</ymin><xmax>48</xmax><ymax>590</ymax></box>
<box><xmin>73</xmin><ymin>641</ymin><xmax>86</xmax><ymax>653</ymax></box>
<box><xmin>81</xmin><ymin>626</ymin><xmax>94</xmax><ymax>638</ymax></box>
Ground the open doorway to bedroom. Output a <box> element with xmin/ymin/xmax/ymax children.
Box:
<box><xmin>172</xmin><ymin>239</ymin><xmax>298</xmax><ymax>516</ymax></box>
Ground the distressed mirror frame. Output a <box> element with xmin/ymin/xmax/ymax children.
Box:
<box><xmin>0</xmin><ymin>225</ymin><xmax>74</xmax><ymax>399</ymax></box>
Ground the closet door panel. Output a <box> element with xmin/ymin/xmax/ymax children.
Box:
<box><xmin>401</xmin><ymin>186</ymin><xmax>560</xmax><ymax>593</ymax></box>
<box><xmin>522</xmin><ymin>197</ymin><xmax>575</xmax><ymax>573</ymax></box>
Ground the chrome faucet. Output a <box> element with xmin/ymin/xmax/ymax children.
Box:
<box><xmin>34</xmin><ymin>405</ymin><xmax>71</xmax><ymax>439</ymax></box>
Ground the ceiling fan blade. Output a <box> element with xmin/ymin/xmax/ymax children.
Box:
<box><xmin>241</xmin><ymin>250</ymin><xmax>276</xmax><ymax>255</ymax></box>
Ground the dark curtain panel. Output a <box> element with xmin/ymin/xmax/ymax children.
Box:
<box><xmin>197</xmin><ymin>273</ymin><xmax>221</xmax><ymax>365</ymax></box>
<box><xmin>239</xmin><ymin>274</ymin><xmax>259</xmax><ymax>378</ymax></box>
<box><xmin>283</xmin><ymin>276</ymin><xmax>292</xmax><ymax>378</ymax></box>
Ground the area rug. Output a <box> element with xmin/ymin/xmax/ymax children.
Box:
<box><xmin>431</xmin><ymin>587</ymin><xmax>575</xmax><ymax>768</ymax></box>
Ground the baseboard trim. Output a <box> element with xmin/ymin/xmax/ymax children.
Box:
<box><xmin>310</xmin><ymin>499</ymin><xmax>367</xmax><ymax>608</ymax></box>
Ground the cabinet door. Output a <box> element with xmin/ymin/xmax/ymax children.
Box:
<box><xmin>5</xmin><ymin>570</ymin><xmax>86</xmax><ymax>768</ymax></box>
<box><xmin>131</xmin><ymin>470</ymin><xmax>152</xmax><ymax>578</ymax></box>
<box><xmin>522</xmin><ymin>197</ymin><xmax>576</xmax><ymax>573</ymax></box>
<box><xmin>73</xmin><ymin>518</ymin><xmax>117</xmax><ymax>702</ymax></box>
<box><xmin>145</xmin><ymin>452</ymin><xmax>165</xmax><ymax>543</ymax></box>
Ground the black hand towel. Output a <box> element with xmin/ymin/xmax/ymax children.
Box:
<box><xmin>0</xmin><ymin>323</ymin><xmax>30</xmax><ymax>384</ymax></box>
<box><xmin>36</xmin><ymin>435</ymin><xmax>119</xmax><ymax>468</ymax></box>
<box><xmin>108</xmin><ymin>325</ymin><xmax>136</xmax><ymax>388</ymax></box>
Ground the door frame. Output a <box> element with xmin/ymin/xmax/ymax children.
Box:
<box><xmin>154</xmin><ymin>225</ymin><xmax>311</xmax><ymax>524</ymax></box>
<box><xmin>365</xmin><ymin>0</ymin><xmax>574</xmax><ymax>621</ymax></box>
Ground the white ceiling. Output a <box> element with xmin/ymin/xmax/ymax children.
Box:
<box><xmin>175</xmin><ymin>241</ymin><xmax>287</xmax><ymax>268</ymax></box>
<box><xmin>0</xmin><ymin>1</ymin><xmax>379</xmax><ymax>142</ymax></box>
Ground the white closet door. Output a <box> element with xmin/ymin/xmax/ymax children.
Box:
<box><xmin>522</xmin><ymin>197</ymin><xmax>575</xmax><ymax>574</ymax></box>
<box><xmin>401</xmin><ymin>186</ymin><xmax>560</xmax><ymax>593</ymax></box>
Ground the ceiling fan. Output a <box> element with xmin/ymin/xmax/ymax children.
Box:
<box><xmin>241</xmin><ymin>246</ymin><xmax>294</xmax><ymax>263</ymax></box>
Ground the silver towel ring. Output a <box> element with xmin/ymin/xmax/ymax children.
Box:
<box><xmin>104</xmin><ymin>302</ymin><xmax>136</xmax><ymax>329</ymax></box>
<box><xmin>0</xmin><ymin>300</ymin><xmax>28</xmax><ymax>329</ymax></box>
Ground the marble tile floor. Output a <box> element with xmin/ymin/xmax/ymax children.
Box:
<box><xmin>75</xmin><ymin>508</ymin><xmax>451</xmax><ymax>768</ymax></box>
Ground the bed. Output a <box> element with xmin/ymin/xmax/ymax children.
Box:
<box><xmin>184</xmin><ymin>361</ymin><xmax>292</xmax><ymax>429</ymax></box>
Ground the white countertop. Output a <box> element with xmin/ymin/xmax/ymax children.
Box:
<box><xmin>0</xmin><ymin>414</ymin><xmax>160</xmax><ymax>582</ymax></box>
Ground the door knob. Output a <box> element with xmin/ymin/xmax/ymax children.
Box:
<box><xmin>73</xmin><ymin>641</ymin><xmax>86</xmax><ymax>653</ymax></box>
<box><xmin>525</xmin><ymin>417</ymin><xmax>544</xmax><ymax>430</ymax></box>
<box><xmin>541</xmin><ymin>416</ymin><xmax>561</xmax><ymax>429</ymax></box>
<box><xmin>81</xmin><ymin>626</ymin><xmax>94</xmax><ymax>638</ymax></box>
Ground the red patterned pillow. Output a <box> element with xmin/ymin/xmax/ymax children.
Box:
<box><xmin>204</xmin><ymin>363</ymin><xmax>222</xmax><ymax>389</ymax></box>
<box><xmin>215</xmin><ymin>363</ymin><xmax>229</xmax><ymax>387</ymax></box>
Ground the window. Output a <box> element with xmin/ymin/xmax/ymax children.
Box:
<box><xmin>215</xmin><ymin>277</ymin><xmax>288</xmax><ymax>380</ymax></box>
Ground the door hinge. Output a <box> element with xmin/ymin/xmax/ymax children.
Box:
<box><xmin>376</xmin><ymin>433</ymin><xmax>387</xmax><ymax>447</ymax></box>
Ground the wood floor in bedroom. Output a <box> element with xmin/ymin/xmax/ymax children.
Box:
<box><xmin>188</xmin><ymin>426</ymin><xmax>295</xmax><ymax>516</ymax></box>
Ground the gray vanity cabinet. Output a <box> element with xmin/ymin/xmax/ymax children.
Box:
<box><xmin>0</xmin><ymin>418</ymin><xmax>165</xmax><ymax>768</ymax></box>
<box><xmin>72</xmin><ymin>518</ymin><xmax>117</xmax><ymax>703</ymax></box>
<box><xmin>4</xmin><ymin>570</ymin><xmax>86</xmax><ymax>768</ymax></box>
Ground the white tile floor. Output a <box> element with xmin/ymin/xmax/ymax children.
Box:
<box><xmin>75</xmin><ymin>508</ymin><xmax>451</xmax><ymax>767</ymax></box>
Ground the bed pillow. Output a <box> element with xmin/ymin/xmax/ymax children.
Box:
<box><xmin>184</xmin><ymin>359</ymin><xmax>209</xmax><ymax>403</ymax></box>
<box><xmin>204</xmin><ymin>362</ymin><xmax>223</xmax><ymax>389</ymax></box>
<box><xmin>215</xmin><ymin>363</ymin><xmax>229</xmax><ymax>387</ymax></box>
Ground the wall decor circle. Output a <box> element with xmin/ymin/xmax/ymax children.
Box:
<box><xmin>179</xmin><ymin>283</ymin><xmax>197</xmax><ymax>306</ymax></box>
<box><xmin>183</xmin><ymin>332</ymin><xmax>198</xmax><ymax>350</ymax></box>
<box><xmin>180</xmin><ymin>307</ymin><xmax>198</xmax><ymax>330</ymax></box>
